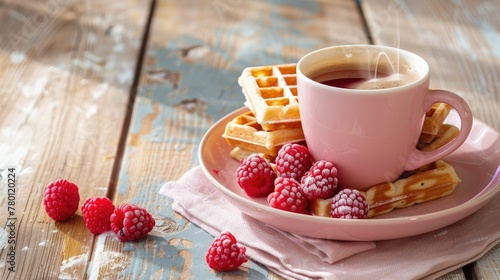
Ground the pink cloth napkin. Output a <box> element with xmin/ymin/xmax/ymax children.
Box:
<box><xmin>160</xmin><ymin>166</ymin><xmax>500</xmax><ymax>280</ymax></box>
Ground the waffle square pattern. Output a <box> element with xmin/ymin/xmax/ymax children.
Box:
<box><xmin>238</xmin><ymin>63</ymin><xmax>300</xmax><ymax>131</ymax></box>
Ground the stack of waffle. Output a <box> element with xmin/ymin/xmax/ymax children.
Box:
<box><xmin>417</xmin><ymin>103</ymin><xmax>459</xmax><ymax>151</ymax></box>
<box><xmin>419</xmin><ymin>103</ymin><xmax>453</xmax><ymax>143</ymax></box>
<box><xmin>223</xmin><ymin>63</ymin><xmax>305</xmax><ymax>160</ymax></box>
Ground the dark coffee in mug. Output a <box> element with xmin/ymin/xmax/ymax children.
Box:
<box><xmin>312</xmin><ymin>62</ymin><xmax>420</xmax><ymax>90</ymax></box>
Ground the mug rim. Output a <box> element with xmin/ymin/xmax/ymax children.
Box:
<box><xmin>297</xmin><ymin>44</ymin><xmax>430</xmax><ymax>94</ymax></box>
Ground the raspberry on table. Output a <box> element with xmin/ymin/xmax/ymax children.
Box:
<box><xmin>275</xmin><ymin>143</ymin><xmax>313</xmax><ymax>181</ymax></box>
<box><xmin>236</xmin><ymin>154</ymin><xmax>276</xmax><ymax>197</ymax></box>
<box><xmin>330</xmin><ymin>188</ymin><xmax>368</xmax><ymax>219</ymax></box>
<box><xmin>267</xmin><ymin>177</ymin><xmax>308</xmax><ymax>213</ymax></box>
<box><xmin>43</xmin><ymin>179</ymin><xmax>80</xmax><ymax>221</ymax></box>
<box><xmin>110</xmin><ymin>204</ymin><xmax>156</xmax><ymax>241</ymax></box>
<box><xmin>81</xmin><ymin>196</ymin><xmax>115</xmax><ymax>234</ymax></box>
<box><xmin>205</xmin><ymin>231</ymin><xmax>248</xmax><ymax>271</ymax></box>
<box><xmin>300</xmin><ymin>160</ymin><xmax>339</xmax><ymax>200</ymax></box>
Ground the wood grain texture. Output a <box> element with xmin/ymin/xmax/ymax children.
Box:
<box><xmin>107</xmin><ymin>0</ymin><xmax>368</xmax><ymax>279</ymax></box>
<box><xmin>436</xmin><ymin>268</ymin><xmax>466</xmax><ymax>280</ymax></box>
<box><xmin>0</xmin><ymin>0</ymin><xmax>150</xmax><ymax>279</ymax></box>
<box><xmin>363</xmin><ymin>0</ymin><xmax>500</xmax><ymax>279</ymax></box>
<box><xmin>362</xmin><ymin>0</ymin><xmax>500</xmax><ymax>131</ymax></box>
<box><xmin>471</xmin><ymin>243</ymin><xmax>500</xmax><ymax>280</ymax></box>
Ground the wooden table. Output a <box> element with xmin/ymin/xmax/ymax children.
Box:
<box><xmin>1</xmin><ymin>0</ymin><xmax>499</xmax><ymax>279</ymax></box>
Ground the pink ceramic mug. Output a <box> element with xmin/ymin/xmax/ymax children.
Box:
<box><xmin>297</xmin><ymin>45</ymin><xmax>473</xmax><ymax>190</ymax></box>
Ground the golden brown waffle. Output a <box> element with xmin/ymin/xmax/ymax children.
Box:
<box><xmin>228</xmin><ymin>147</ymin><xmax>276</xmax><ymax>162</ymax></box>
<box><xmin>222</xmin><ymin>111</ymin><xmax>305</xmax><ymax>158</ymax></box>
<box><xmin>238</xmin><ymin>63</ymin><xmax>300</xmax><ymax>130</ymax></box>
<box><xmin>310</xmin><ymin>160</ymin><xmax>461</xmax><ymax>218</ymax></box>
<box><xmin>365</xmin><ymin>160</ymin><xmax>461</xmax><ymax>217</ymax></box>
<box><xmin>419</xmin><ymin>103</ymin><xmax>452</xmax><ymax>143</ymax></box>
<box><xmin>417</xmin><ymin>124</ymin><xmax>459</xmax><ymax>152</ymax></box>
<box><xmin>229</xmin><ymin>147</ymin><xmax>278</xmax><ymax>172</ymax></box>
<box><xmin>309</xmin><ymin>197</ymin><xmax>333</xmax><ymax>217</ymax></box>
<box><xmin>229</xmin><ymin>147</ymin><xmax>258</xmax><ymax>161</ymax></box>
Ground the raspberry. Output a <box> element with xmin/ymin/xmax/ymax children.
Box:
<box><xmin>81</xmin><ymin>197</ymin><xmax>115</xmax><ymax>234</ymax></box>
<box><xmin>300</xmin><ymin>160</ymin><xmax>339</xmax><ymax>200</ymax></box>
<box><xmin>267</xmin><ymin>177</ymin><xmax>308</xmax><ymax>213</ymax></box>
<box><xmin>43</xmin><ymin>179</ymin><xmax>80</xmax><ymax>221</ymax></box>
<box><xmin>110</xmin><ymin>204</ymin><xmax>155</xmax><ymax>241</ymax></box>
<box><xmin>205</xmin><ymin>231</ymin><xmax>248</xmax><ymax>271</ymax></box>
<box><xmin>330</xmin><ymin>189</ymin><xmax>368</xmax><ymax>219</ymax></box>
<box><xmin>236</xmin><ymin>154</ymin><xmax>276</xmax><ymax>197</ymax></box>
<box><xmin>275</xmin><ymin>143</ymin><xmax>313</xmax><ymax>181</ymax></box>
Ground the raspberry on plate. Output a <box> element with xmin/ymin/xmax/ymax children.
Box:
<box><xmin>43</xmin><ymin>179</ymin><xmax>80</xmax><ymax>221</ymax></box>
<box><xmin>81</xmin><ymin>196</ymin><xmax>115</xmax><ymax>234</ymax></box>
<box><xmin>268</xmin><ymin>177</ymin><xmax>308</xmax><ymax>213</ymax></box>
<box><xmin>236</xmin><ymin>154</ymin><xmax>276</xmax><ymax>197</ymax></box>
<box><xmin>300</xmin><ymin>160</ymin><xmax>339</xmax><ymax>200</ymax></box>
<box><xmin>275</xmin><ymin>143</ymin><xmax>313</xmax><ymax>181</ymax></box>
<box><xmin>205</xmin><ymin>231</ymin><xmax>248</xmax><ymax>271</ymax></box>
<box><xmin>330</xmin><ymin>188</ymin><xmax>368</xmax><ymax>219</ymax></box>
<box><xmin>110</xmin><ymin>204</ymin><xmax>155</xmax><ymax>241</ymax></box>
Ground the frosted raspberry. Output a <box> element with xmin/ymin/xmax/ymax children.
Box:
<box><xmin>43</xmin><ymin>179</ymin><xmax>80</xmax><ymax>221</ymax></box>
<box><xmin>300</xmin><ymin>160</ymin><xmax>339</xmax><ymax>200</ymax></box>
<box><xmin>81</xmin><ymin>197</ymin><xmax>115</xmax><ymax>234</ymax></box>
<box><xmin>236</xmin><ymin>154</ymin><xmax>276</xmax><ymax>197</ymax></box>
<box><xmin>110</xmin><ymin>204</ymin><xmax>155</xmax><ymax>241</ymax></box>
<box><xmin>267</xmin><ymin>177</ymin><xmax>308</xmax><ymax>213</ymax></box>
<box><xmin>205</xmin><ymin>231</ymin><xmax>248</xmax><ymax>271</ymax></box>
<box><xmin>330</xmin><ymin>189</ymin><xmax>368</xmax><ymax>219</ymax></box>
<box><xmin>275</xmin><ymin>143</ymin><xmax>313</xmax><ymax>181</ymax></box>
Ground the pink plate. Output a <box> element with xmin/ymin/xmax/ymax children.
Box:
<box><xmin>199</xmin><ymin>107</ymin><xmax>500</xmax><ymax>241</ymax></box>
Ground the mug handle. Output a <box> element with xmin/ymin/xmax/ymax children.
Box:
<box><xmin>403</xmin><ymin>89</ymin><xmax>473</xmax><ymax>170</ymax></box>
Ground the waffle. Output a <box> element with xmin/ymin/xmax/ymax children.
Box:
<box><xmin>365</xmin><ymin>160</ymin><xmax>461</xmax><ymax>217</ymax></box>
<box><xmin>238</xmin><ymin>63</ymin><xmax>300</xmax><ymax>130</ymax></box>
<box><xmin>222</xmin><ymin>111</ymin><xmax>305</xmax><ymax>158</ymax></box>
<box><xmin>419</xmin><ymin>103</ymin><xmax>452</xmax><ymax>143</ymax></box>
<box><xmin>310</xmin><ymin>160</ymin><xmax>461</xmax><ymax>218</ymax></box>
<box><xmin>229</xmin><ymin>147</ymin><xmax>258</xmax><ymax>161</ymax></box>
<box><xmin>228</xmin><ymin>147</ymin><xmax>276</xmax><ymax>162</ymax></box>
<box><xmin>417</xmin><ymin>124</ymin><xmax>459</xmax><ymax>152</ymax></box>
<box><xmin>310</xmin><ymin>197</ymin><xmax>333</xmax><ymax>218</ymax></box>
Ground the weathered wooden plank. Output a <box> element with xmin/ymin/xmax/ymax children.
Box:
<box><xmin>436</xmin><ymin>269</ymin><xmax>466</xmax><ymax>280</ymax></box>
<box><xmin>471</xmin><ymin>243</ymin><xmax>500</xmax><ymax>280</ymax></box>
<box><xmin>362</xmin><ymin>0</ymin><xmax>500</xmax><ymax>131</ymax></box>
<box><xmin>0</xmin><ymin>0</ymin><xmax>151</xmax><ymax>279</ymax></box>
<box><xmin>362</xmin><ymin>0</ymin><xmax>500</xmax><ymax>279</ymax></box>
<box><xmin>106</xmin><ymin>0</ymin><xmax>368</xmax><ymax>278</ymax></box>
